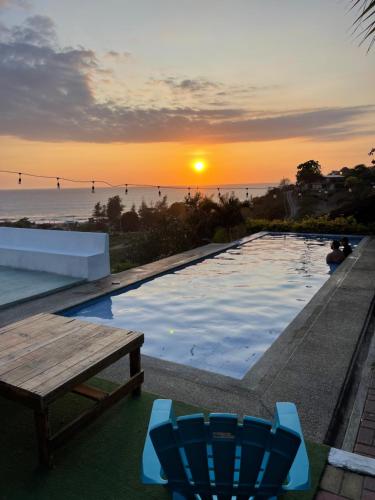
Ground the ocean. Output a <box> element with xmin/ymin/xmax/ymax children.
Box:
<box><xmin>0</xmin><ymin>185</ymin><xmax>274</xmax><ymax>223</ymax></box>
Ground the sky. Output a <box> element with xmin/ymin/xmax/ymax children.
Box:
<box><xmin>0</xmin><ymin>0</ymin><xmax>374</xmax><ymax>188</ymax></box>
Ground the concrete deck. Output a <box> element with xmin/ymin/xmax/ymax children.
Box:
<box><xmin>0</xmin><ymin>233</ymin><xmax>374</xmax><ymax>446</ymax></box>
<box><xmin>0</xmin><ymin>266</ymin><xmax>83</xmax><ymax>309</ymax></box>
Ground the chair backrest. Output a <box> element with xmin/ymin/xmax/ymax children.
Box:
<box><xmin>150</xmin><ymin>412</ymin><xmax>301</xmax><ymax>499</ymax></box>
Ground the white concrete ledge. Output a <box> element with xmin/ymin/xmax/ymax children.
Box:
<box><xmin>329</xmin><ymin>447</ymin><xmax>375</xmax><ymax>476</ymax></box>
<box><xmin>0</xmin><ymin>227</ymin><xmax>110</xmax><ymax>281</ymax></box>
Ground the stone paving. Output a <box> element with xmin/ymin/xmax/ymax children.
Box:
<box><xmin>316</xmin><ymin>465</ymin><xmax>375</xmax><ymax>499</ymax></box>
<box><xmin>315</xmin><ymin>366</ymin><xmax>375</xmax><ymax>498</ymax></box>
<box><xmin>354</xmin><ymin>372</ymin><xmax>375</xmax><ymax>459</ymax></box>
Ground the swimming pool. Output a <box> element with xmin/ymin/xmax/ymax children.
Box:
<box><xmin>64</xmin><ymin>233</ymin><xmax>361</xmax><ymax>379</ymax></box>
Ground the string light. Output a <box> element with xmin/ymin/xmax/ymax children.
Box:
<box><xmin>187</xmin><ymin>187</ymin><xmax>191</xmax><ymax>200</ymax></box>
<box><xmin>0</xmin><ymin>169</ymin><xmax>273</xmax><ymax>196</ymax></box>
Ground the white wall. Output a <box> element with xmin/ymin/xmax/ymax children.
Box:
<box><xmin>0</xmin><ymin>227</ymin><xmax>110</xmax><ymax>281</ymax></box>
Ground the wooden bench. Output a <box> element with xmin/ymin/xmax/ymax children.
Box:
<box><xmin>0</xmin><ymin>313</ymin><xmax>144</xmax><ymax>467</ymax></box>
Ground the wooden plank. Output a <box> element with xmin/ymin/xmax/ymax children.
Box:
<box><xmin>72</xmin><ymin>383</ymin><xmax>108</xmax><ymax>401</ymax></box>
<box><xmin>19</xmin><ymin>328</ymin><xmax>140</xmax><ymax>391</ymax></box>
<box><xmin>0</xmin><ymin>314</ymin><xmax>65</xmax><ymax>346</ymax></box>
<box><xmin>22</xmin><ymin>331</ymin><xmax>142</xmax><ymax>394</ymax></box>
<box><xmin>130</xmin><ymin>347</ymin><xmax>142</xmax><ymax>397</ymax></box>
<box><xmin>49</xmin><ymin>371</ymin><xmax>144</xmax><ymax>453</ymax></box>
<box><xmin>34</xmin><ymin>409</ymin><xmax>52</xmax><ymax>467</ymax></box>
<box><xmin>35</xmin><ymin>335</ymin><xmax>143</xmax><ymax>403</ymax></box>
<box><xmin>0</xmin><ymin>319</ymin><xmax>98</xmax><ymax>374</ymax></box>
<box><xmin>0</xmin><ymin>323</ymin><xmax>87</xmax><ymax>374</ymax></box>
<box><xmin>0</xmin><ymin>315</ymin><xmax>75</xmax><ymax>363</ymax></box>
<box><xmin>0</xmin><ymin>313</ymin><xmax>50</xmax><ymax>336</ymax></box>
<box><xmin>31</xmin><ymin>332</ymin><xmax>143</xmax><ymax>396</ymax></box>
<box><xmin>0</xmin><ymin>378</ymin><xmax>42</xmax><ymax>409</ymax></box>
<box><xmin>1</xmin><ymin>322</ymin><xmax>110</xmax><ymax>384</ymax></box>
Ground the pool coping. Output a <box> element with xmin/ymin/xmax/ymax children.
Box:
<box><xmin>0</xmin><ymin>232</ymin><xmax>373</xmax><ymax>445</ymax></box>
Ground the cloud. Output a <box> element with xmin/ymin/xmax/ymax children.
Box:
<box><xmin>157</xmin><ymin>77</ymin><xmax>219</xmax><ymax>93</ymax></box>
<box><xmin>0</xmin><ymin>16</ymin><xmax>373</xmax><ymax>144</ymax></box>
<box><xmin>105</xmin><ymin>50</ymin><xmax>132</xmax><ymax>61</ymax></box>
<box><xmin>7</xmin><ymin>15</ymin><xmax>56</xmax><ymax>46</ymax></box>
<box><xmin>0</xmin><ymin>0</ymin><xmax>29</xmax><ymax>9</ymax></box>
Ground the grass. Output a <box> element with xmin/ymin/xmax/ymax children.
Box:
<box><xmin>0</xmin><ymin>379</ymin><xmax>329</xmax><ymax>500</ymax></box>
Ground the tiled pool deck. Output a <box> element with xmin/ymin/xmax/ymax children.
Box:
<box><xmin>0</xmin><ymin>265</ymin><xmax>83</xmax><ymax>309</ymax></box>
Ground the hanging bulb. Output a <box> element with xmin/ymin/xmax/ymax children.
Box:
<box><xmin>18</xmin><ymin>172</ymin><xmax>22</xmax><ymax>185</ymax></box>
<box><xmin>217</xmin><ymin>187</ymin><xmax>221</xmax><ymax>199</ymax></box>
<box><xmin>298</xmin><ymin>192</ymin><xmax>302</xmax><ymax>197</ymax></box>
<box><xmin>91</xmin><ymin>181</ymin><xmax>95</xmax><ymax>193</ymax></box>
<box><xmin>56</xmin><ymin>177</ymin><xmax>60</xmax><ymax>190</ymax></box>
<box><xmin>158</xmin><ymin>186</ymin><xmax>161</xmax><ymax>197</ymax></box>
<box><xmin>273</xmin><ymin>194</ymin><xmax>277</xmax><ymax>199</ymax></box>
<box><xmin>246</xmin><ymin>188</ymin><xmax>249</xmax><ymax>198</ymax></box>
<box><xmin>125</xmin><ymin>184</ymin><xmax>128</xmax><ymax>195</ymax></box>
<box><xmin>187</xmin><ymin>187</ymin><xmax>191</xmax><ymax>199</ymax></box>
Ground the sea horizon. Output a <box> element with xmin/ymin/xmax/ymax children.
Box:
<box><xmin>0</xmin><ymin>183</ymin><xmax>276</xmax><ymax>223</ymax></box>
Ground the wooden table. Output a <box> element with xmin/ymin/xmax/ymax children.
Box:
<box><xmin>0</xmin><ymin>313</ymin><xmax>144</xmax><ymax>467</ymax></box>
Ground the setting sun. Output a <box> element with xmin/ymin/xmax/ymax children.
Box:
<box><xmin>193</xmin><ymin>160</ymin><xmax>205</xmax><ymax>173</ymax></box>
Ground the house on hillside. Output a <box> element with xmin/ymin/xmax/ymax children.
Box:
<box><xmin>324</xmin><ymin>172</ymin><xmax>346</xmax><ymax>192</ymax></box>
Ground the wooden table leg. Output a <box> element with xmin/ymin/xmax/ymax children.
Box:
<box><xmin>129</xmin><ymin>347</ymin><xmax>142</xmax><ymax>397</ymax></box>
<box><xmin>34</xmin><ymin>408</ymin><xmax>53</xmax><ymax>468</ymax></box>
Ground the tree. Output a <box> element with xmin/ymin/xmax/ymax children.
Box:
<box><xmin>279</xmin><ymin>178</ymin><xmax>291</xmax><ymax>188</ymax></box>
<box><xmin>92</xmin><ymin>202</ymin><xmax>106</xmax><ymax>219</ymax></box>
<box><xmin>352</xmin><ymin>1</ymin><xmax>375</xmax><ymax>51</ymax></box>
<box><xmin>217</xmin><ymin>194</ymin><xmax>244</xmax><ymax>230</ymax></box>
<box><xmin>296</xmin><ymin>160</ymin><xmax>323</xmax><ymax>185</ymax></box>
<box><xmin>121</xmin><ymin>206</ymin><xmax>140</xmax><ymax>232</ymax></box>
<box><xmin>106</xmin><ymin>195</ymin><xmax>124</xmax><ymax>229</ymax></box>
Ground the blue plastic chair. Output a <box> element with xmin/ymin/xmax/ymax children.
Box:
<box><xmin>141</xmin><ymin>399</ymin><xmax>310</xmax><ymax>499</ymax></box>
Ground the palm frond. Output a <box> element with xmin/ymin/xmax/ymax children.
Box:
<box><xmin>351</xmin><ymin>0</ymin><xmax>375</xmax><ymax>51</ymax></box>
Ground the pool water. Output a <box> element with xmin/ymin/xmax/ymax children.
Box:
<box><xmin>64</xmin><ymin>234</ymin><xmax>361</xmax><ymax>379</ymax></box>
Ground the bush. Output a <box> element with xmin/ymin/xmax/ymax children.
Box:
<box><xmin>212</xmin><ymin>227</ymin><xmax>229</xmax><ymax>243</ymax></box>
<box><xmin>245</xmin><ymin>215</ymin><xmax>373</xmax><ymax>235</ymax></box>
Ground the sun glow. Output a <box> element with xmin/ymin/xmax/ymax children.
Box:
<box><xmin>193</xmin><ymin>160</ymin><xmax>205</xmax><ymax>173</ymax></box>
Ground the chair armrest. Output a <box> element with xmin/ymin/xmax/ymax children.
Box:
<box><xmin>141</xmin><ymin>399</ymin><xmax>175</xmax><ymax>485</ymax></box>
<box><xmin>274</xmin><ymin>402</ymin><xmax>310</xmax><ymax>491</ymax></box>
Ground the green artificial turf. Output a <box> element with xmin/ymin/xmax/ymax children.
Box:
<box><xmin>0</xmin><ymin>378</ymin><xmax>328</xmax><ymax>500</ymax></box>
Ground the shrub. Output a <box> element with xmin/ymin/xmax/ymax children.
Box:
<box><xmin>245</xmin><ymin>215</ymin><xmax>373</xmax><ymax>235</ymax></box>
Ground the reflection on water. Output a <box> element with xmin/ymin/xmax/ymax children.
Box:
<box><xmin>65</xmin><ymin>234</ymin><xmax>361</xmax><ymax>379</ymax></box>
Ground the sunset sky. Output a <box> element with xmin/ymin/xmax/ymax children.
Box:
<box><xmin>0</xmin><ymin>0</ymin><xmax>374</xmax><ymax>188</ymax></box>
